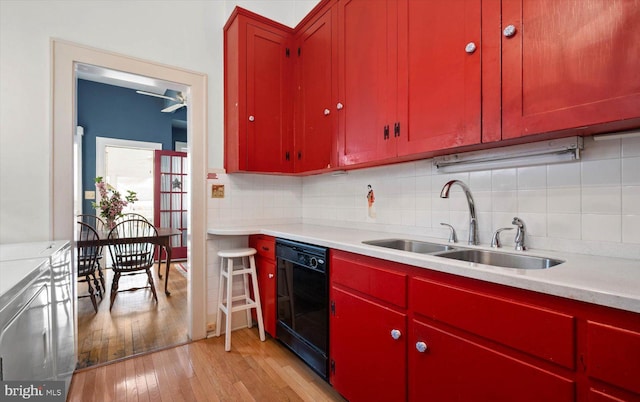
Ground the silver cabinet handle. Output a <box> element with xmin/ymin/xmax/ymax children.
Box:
<box><xmin>416</xmin><ymin>341</ymin><xmax>428</xmax><ymax>353</ymax></box>
<box><xmin>248</xmin><ymin>115</ymin><xmax>255</xmax><ymax>122</ymax></box>
<box><xmin>503</xmin><ymin>24</ymin><xmax>517</xmax><ymax>37</ymax></box>
<box><xmin>336</xmin><ymin>102</ymin><xmax>344</xmax><ymax>110</ymax></box>
<box><xmin>324</xmin><ymin>108</ymin><xmax>331</xmax><ymax>116</ymax></box>
<box><xmin>268</xmin><ymin>273</ymin><xmax>274</xmax><ymax>279</ymax></box>
<box><xmin>390</xmin><ymin>329</ymin><xmax>401</xmax><ymax>340</ymax></box>
<box><xmin>465</xmin><ymin>42</ymin><xmax>477</xmax><ymax>54</ymax></box>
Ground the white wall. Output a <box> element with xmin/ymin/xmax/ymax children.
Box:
<box><xmin>0</xmin><ymin>0</ymin><xmax>319</xmax><ymax>243</ymax></box>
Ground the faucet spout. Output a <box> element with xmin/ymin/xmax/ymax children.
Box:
<box><xmin>440</xmin><ymin>180</ymin><xmax>479</xmax><ymax>245</ymax></box>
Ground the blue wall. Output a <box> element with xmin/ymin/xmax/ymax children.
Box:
<box><xmin>78</xmin><ymin>79</ymin><xmax>187</xmax><ymax>214</ymax></box>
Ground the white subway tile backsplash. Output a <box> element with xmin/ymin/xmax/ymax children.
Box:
<box><xmin>518</xmin><ymin>189</ymin><xmax>547</xmax><ymax>213</ymax></box>
<box><xmin>622</xmin><ymin>135</ymin><xmax>640</xmax><ymax>157</ymax></box>
<box><xmin>582</xmin><ymin>136</ymin><xmax>621</xmax><ymax>160</ymax></box>
<box><xmin>517</xmin><ymin>166</ymin><xmax>547</xmax><ymax>189</ymax></box>
<box><xmin>492</xmin><ymin>168</ymin><xmax>517</xmax><ymax>191</ymax></box>
<box><xmin>581</xmin><ymin>159</ymin><xmax>621</xmax><ymax>187</ymax></box>
<box><xmin>622</xmin><ymin>186</ymin><xmax>640</xmax><ymax>215</ymax></box>
<box><xmin>492</xmin><ymin>191</ymin><xmax>517</xmax><ymax>212</ymax></box>
<box><xmin>547</xmin><ymin>213</ymin><xmax>581</xmax><ymax>240</ymax></box>
<box><xmin>622</xmin><ymin>215</ymin><xmax>640</xmax><ymax>244</ymax></box>
<box><xmin>582</xmin><ymin>186</ymin><xmax>621</xmax><ymax>215</ymax></box>
<box><xmin>582</xmin><ymin>214</ymin><xmax>621</xmax><ymax>242</ymax></box>
<box><xmin>209</xmin><ymin>135</ymin><xmax>637</xmax><ymax>259</ymax></box>
<box><xmin>548</xmin><ymin>188</ymin><xmax>581</xmax><ymax>213</ymax></box>
<box><xmin>469</xmin><ymin>170</ymin><xmax>492</xmax><ymax>191</ymax></box>
<box><xmin>516</xmin><ymin>213</ymin><xmax>547</xmax><ymax>237</ymax></box>
<box><xmin>622</xmin><ymin>156</ymin><xmax>640</xmax><ymax>185</ymax></box>
<box><xmin>547</xmin><ymin>162</ymin><xmax>581</xmax><ymax>188</ymax></box>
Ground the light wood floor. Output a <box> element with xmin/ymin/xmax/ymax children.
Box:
<box><xmin>76</xmin><ymin>262</ymin><xmax>188</xmax><ymax>369</ymax></box>
<box><xmin>68</xmin><ymin>327</ymin><xmax>346</xmax><ymax>402</ymax></box>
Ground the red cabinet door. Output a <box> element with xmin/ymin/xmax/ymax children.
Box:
<box><xmin>246</xmin><ymin>23</ymin><xmax>293</xmax><ymax>172</ymax></box>
<box><xmin>255</xmin><ymin>257</ymin><xmax>276</xmax><ymax>337</ymax></box>
<box><xmin>249</xmin><ymin>235</ymin><xmax>277</xmax><ymax>337</ymax></box>
<box><xmin>330</xmin><ymin>287</ymin><xmax>407</xmax><ymax>402</ymax></box>
<box><xmin>397</xmin><ymin>0</ymin><xmax>481</xmax><ymax>155</ymax></box>
<box><xmin>337</xmin><ymin>0</ymin><xmax>396</xmax><ymax>166</ymax></box>
<box><xmin>500</xmin><ymin>0</ymin><xmax>640</xmax><ymax>140</ymax></box>
<box><xmin>294</xmin><ymin>6</ymin><xmax>337</xmax><ymax>172</ymax></box>
<box><xmin>409</xmin><ymin>318</ymin><xmax>575</xmax><ymax>402</ymax></box>
<box><xmin>224</xmin><ymin>9</ymin><xmax>293</xmax><ymax>174</ymax></box>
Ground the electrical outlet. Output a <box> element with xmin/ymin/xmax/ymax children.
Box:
<box><xmin>212</xmin><ymin>184</ymin><xmax>225</xmax><ymax>198</ymax></box>
<box><xmin>84</xmin><ymin>190</ymin><xmax>96</xmax><ymax>200</ymax></box>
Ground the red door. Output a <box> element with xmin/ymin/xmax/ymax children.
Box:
<box><xmin>500</xmin><ymin>0</ymin><xmax>640</xmax><ymax>139</ymax></box>
<box><xmin>337</xmin><ymin>0</ymin><xmax>396</xmax><ymax>166</ymax></box>
<box><xmin>397</xmin><ymin>0</ymin><xmax>481</xmax><ymax>155</ymax></box>
<box><xmin>246</xmin><ymin>23</ymin><xmax>293</xmax><ymax>172</ymax></box>
<box><xmin>154</xmin><ymin>150</ymin><xmax>187</xmax><ymax>260</ymax></box>
<box><xmin>330</xmin><ymin>287</ymin><xmax>407</xmax><ymax>401</ymax></box>
<box><xmin>409</xmin><ymin>319</ymin><xmax>575</xmax><ymax>402</ymax></box>
<box><xmin>295</xmin><ymin>7</ymin><xmax>337</xmax><ymax>172</ymax></box>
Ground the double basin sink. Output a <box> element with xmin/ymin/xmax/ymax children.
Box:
<box><xmin>362</xmin><ymin>239</ymin><xmax>563</xmax><ymax>269</ymax></box>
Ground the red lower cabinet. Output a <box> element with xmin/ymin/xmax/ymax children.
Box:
<box><xmin>330</xmin><ymin>287</ymin><xmax>407</xmax><ymax>402</ymax></box>
<box><xmin>329</xmin><ymin>250</ymin><xmax>640</xmax><ymax>402</ymax></box>
<box><xmin>586</xmin><ymin>321</ymin><xmax>640</xmax><ymax>401</ymax></box>
<box><xmin>409</xmin><ymin>319</ymin><xmax>575</xmax><ymax>402</ymax></box>
<box><xmin>249</xmin><ymin>235</ymin><xmax>277</xmax><ymax>337</ymax></box>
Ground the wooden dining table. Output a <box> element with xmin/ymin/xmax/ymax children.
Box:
<box><xmin>76</xmin><ymin>227</ymin><xmax>181</xmax><ymax>296</ymax></box>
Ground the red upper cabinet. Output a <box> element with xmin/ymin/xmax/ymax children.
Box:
<box><xmin>496</xmin><ymin>0</ymin><xmax>640</xmax><ymax>141</ymax></box>
<box><xmin>397</xmin><ymin>0</ymin><xmax>482</xmax><ymax>155</ymax></box>
<box><xmin>337</xmin><ymin>0</ymin><xmax>483</xmax><ymax>166</ymax></box>
<box><xmin>293</xmin><ymin>3</ymin><xmax>338</xmax><ymax>172</ymax></box>
<box><xmin>224</xmin><ymin>8</ymin><xmax>293</xmax><ymax>173</ymax></box>
<box><xmin>337</xmin><ymin>0</ymin><xmax>397</xmax><ymax>166</ymax></box>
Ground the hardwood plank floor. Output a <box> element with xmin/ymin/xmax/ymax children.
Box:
<box><xmin>77</xmin><ymin>262</ymin><xmax>188</xmax><ymax>368</ymax></box>
<box><xmin>68</xmin><ymin>328</ymin><xmax>346</xmax><ymax>402</ymax></box>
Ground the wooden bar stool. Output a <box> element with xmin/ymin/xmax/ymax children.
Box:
<box><xmin>215</xmin><ymin>247</ymin><xmax>266</xmax><ymax>351</ymax></box>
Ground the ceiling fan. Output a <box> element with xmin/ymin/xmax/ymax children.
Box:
<box><xmin>136</xmin><ymin>90</ymin><xmax>187</xmax><ymax>113</ymax></box>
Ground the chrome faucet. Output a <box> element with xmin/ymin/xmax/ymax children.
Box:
<box><xmin>440</xmin><ymin>180</ymin><xmax>478</xmax><ymax>245</ymax></box>
<box><xmin>512</xmin><ymin>217</ymin><xmax>526</xmax><ymax>251</ymax></box>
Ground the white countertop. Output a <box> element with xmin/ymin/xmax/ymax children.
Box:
<box><xmin>0</xmin><ymin>257</ymin><xmax>49</xmax><ymax>298</ymax></box>
<box><xmin>208</xmin><ymin>224</ymin><xmax>640</xmax><ymax>314</ymax></box>
<box><xmin>0</xmin><ymin>240</ymin><xmax>70</xmax><ymax>262</ymax></box>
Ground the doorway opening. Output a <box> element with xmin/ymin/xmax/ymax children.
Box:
<box><xmin>52</xmin><ymin>39</ymin><xmax>208</xmax><ymax>361</ymax></box>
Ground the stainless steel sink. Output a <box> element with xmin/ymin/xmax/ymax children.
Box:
<box><xmin>437</xmin><ymin>249</ymin><xmax>563</xmax><ymax>269</ymax></box>
<box><xmin>362</xmin><ymin>239</ymin><xmax>456</xmax><ymax>254</ymax></box>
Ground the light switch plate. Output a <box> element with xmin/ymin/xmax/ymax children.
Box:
<box><xmin>84</xmin><ymin>190</ymin><xmax>96</xmax><ymax>200</ymax></box>
<box><xmin>212</xmin><ymin>185</ymin><xmax>225</xmax><ymax>198</ymax></box>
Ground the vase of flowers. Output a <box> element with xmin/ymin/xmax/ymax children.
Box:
<box><xmin>92</xmin><ymin>177</ymin><xmax>139</xmax><ymax>229</ymax></box>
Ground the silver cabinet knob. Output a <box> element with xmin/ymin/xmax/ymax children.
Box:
<box><xmin>465</xmin><ymin>42</ymin><xmax>477</xmax><ymax>54</ymax></box>
<box><xmin>248</xmin><ymin>115</ymin><xmax>255</xmax><ymax>122</ymax></box>
<box><xmin>324</xmin><ymin>108</ymin><xmax>331</xmax><ymax>116</ymax></box>
<box><xmin>268</xmin><ymin>273</ymin><xmax>274</xmax><ymax>279</ymax></box>
<box><xmin>503</xmin><ymin>25</ymin><xmax>517</xmax><ymax>37</ymax></box>
<box><xmin>336</xmin><ymin>102</ymin><xmax>344</xmax><ymax>110</ymax></box>
<box><xmin>416</xmin><ymin>341</ymin><xmax>428</xmax><ymax>353</ymax></box>
<box><xmin>390</xmin><ymin>329</ymin><xmax>402</xmax><ymax>340</ymax></box>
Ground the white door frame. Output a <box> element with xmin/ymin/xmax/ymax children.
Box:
<box><xmin>51</xmin><ymin>39</ymin><xmax>208</xmax><ymax>341</ymax></box>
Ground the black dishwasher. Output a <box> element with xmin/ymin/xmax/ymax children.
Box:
<box><xmin>275</xmin><ymin>238</ymin><xmax>329</xmax><ymax>380</ymax></box>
